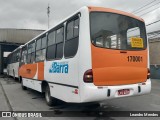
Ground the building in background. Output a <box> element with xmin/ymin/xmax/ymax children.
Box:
<box><xmin>0</xmin><ymin>28</ymin><xmax>44</xmax><ymax>74</ymax></box>
<box><xmin>148</xmin><ymin>30</ymin><xmax>160</xmax><ymax>79</ymax></box>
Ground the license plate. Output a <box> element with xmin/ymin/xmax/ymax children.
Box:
<box><xmin>118</xmin><ymin>89</ymin><xmax>130</xmax><ymax>96</ymax></box>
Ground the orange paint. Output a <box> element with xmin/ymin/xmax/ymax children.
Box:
<box><xmin>91</xmin><ymin>44</ymin><xmax>148</xmax><ymax>86</ymax></box>
<box><xmin>89</xmin><ymin>6</ymin><xmax>147</xmax><ymax>86</ymax></box>
<box><xmin>19</xmin><ymin>62</ymin><xmax>44</xmax><ymax>81</ymax></box>
<box><xmin>19</xmin><ymin>63</ymin><xmax>37</xmax><ymax>79</ymax></box>
<box><xmin>38</xmin><ymin>62</ymin><xmax>44</xmax><ymax>80</ymax></box>
<box><xmin>88</xmin><ymin>6</ymin><xmax>144</xmax><ymax>22</ymax></box>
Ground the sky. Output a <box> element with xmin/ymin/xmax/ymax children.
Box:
<box><xmin>0</xmin><ymin>0</ymin><xmax>160</xmax><ymax>33</ymax></box>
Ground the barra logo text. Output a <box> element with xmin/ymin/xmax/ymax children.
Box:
<box><xmin>49</xmin><ymin>62</ymin><xmax>69</xmax><ymax>73</ymax></box>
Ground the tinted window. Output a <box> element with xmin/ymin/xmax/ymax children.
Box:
<box><xmin>36</xmin><ymin>35</ymin><xmax>46</xmax><ymax>62</ymax></box>
<box><xmin>47</xmin><ymin>26</ymin><xmax>64</xmax><ymax>60</ymax></box>
<box><xmin>48</xmin><ymin>31</ymin><xmax>55</xmax><ymax>46</ymax></box>
<box><xmin>56</xmin><ymin>27</ymin><xmax>64</xmax><ymax>43</ymax></box>
<box><xmin>90</xmin><ymin>12</ymin><xmax>147</xmax><ymax>50</ymax></box>
<box><xmin>36</xmin><ymin>38</ymin><xmax>41</xmax><ymax>50</ymax></box>
<box><xmin>67</xmin><ymin>21</ymin><xmax>74</xmax><ymax>40</ymax></box>
<box><xmin>28</xmin><ymin>45</ymin><xmax>32</xmax><ymax>54</ymax></box>
<box><xmin>27</xmin><ymin>54</ymin><xmax>31</xmax><ymax>63</ymax></box>
<box><xmin>47</xmin><ymin>45</ymin><xmax>56</xmax><ymax>59</ymax></box>
<box><xmin>32</xmin><ymin>42</ymin><xmax>35</xmax><ymax>52</ymax></box>
<box><xmin>65</xmin><ymin>17</ymin><xmax>79</xmax><ymax>58</ymax></box>
<box><xmin>42</xmin><ymin>36</ymin><xmax>47</xmax><ymax>49</ymax></box>
<box><xmin>21</xmin><ymin>46</ymin><xmax>27</xmax><ymax>64</ymax></box>
<box><xmin>64</xmin><ymin>38</ymin><xmax>78</xmax><ymax>57</ymax></box>
<box><xmin>36</xmin><ymin>50</ymin><xmax>41</xmax><ymax>61</ymax></box>
<box><xmin>27</xmin><ymin>41</ymin><xmax>35</xmax><ymax>63</ymax></box>
<box><xmin>74</xmin><ymin>18</ymin><xmax>79</xmax><ymax>37</ymax></box>
<box><xmin>41</xmin><ymin>49</ymin><xmax>46</xmax><ymax>60</ymax></box>
<box><xmin>31</xmin><ymin>52</ymin><xmax>35</xmax><ymax>63</ymax></box>
<box><xmin>56</xmin><ymin>43</ymin><xmax>63</xmax><ymax>58</ymax></box>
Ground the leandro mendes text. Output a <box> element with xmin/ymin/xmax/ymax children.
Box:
<box><xmin>130</xmin><ymin>112</ymin><xmax>158</xmax><ymax>117</ymax></box>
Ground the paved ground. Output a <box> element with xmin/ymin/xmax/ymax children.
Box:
<box><xmin>0</xmin><ymin>75</ymin><xmax>160</xmax><ymax>120</ymax></box>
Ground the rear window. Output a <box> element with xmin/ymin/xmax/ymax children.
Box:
<box><xmin>90</xmin><ymin>12</ymin><xmax>147</xmax><ymax>50</ymax></box>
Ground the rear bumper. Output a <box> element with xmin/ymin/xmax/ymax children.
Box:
<box><xmin>80</xmin><ymin>79</ymin><xmax>151</xmax><ymax>102</ymax></box>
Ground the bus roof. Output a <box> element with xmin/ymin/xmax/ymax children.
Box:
<box><xmin>88</xmin><ymin>6</ymin><xmax>144</xmax><ymax>22</ymax></box>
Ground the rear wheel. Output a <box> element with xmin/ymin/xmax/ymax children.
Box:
<box><xmin>45</xmin><ymin>85</ymin><xmax>57</xmax><ymax>106</ymax></box>
<box><xmin>21</xmin><ymin>78</ymin><xmax>27</xmax><ymax>90</ymax></box>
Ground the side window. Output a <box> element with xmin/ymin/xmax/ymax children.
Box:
<box><xmin>47</xmin><ymin>26</ymin><xmax>64</xmax><ymax>60</ymax></box>
<box><xmin>74</xmin><ymin>18</ymin><xmax>79</xmax><ymax>37</ymax></box>
<box><xmin>21</xmin><ymin>46</ymin><xmax>27</xmax><ymax>65</ymax></box>
<box><xmin>65</xmin><ymin>17</ymin><xmax>79</xmax><ymax>58</ymax></box>
<box><xmin>16</xmin><ymin>50</ymin><xmax>20</xmax><ymax>62</ymax></box>
<box><xmin>41</xmin><ymin>36</ymin><xmax>47</xmax><ymax>60</ymax></box>
<box><xmin>66</xmin><ymin>21</ymin><xmax>74</xmax><ymax>40</ymax></box>
<box><xmin>14</xmin><ymin>52</ymin><xmax>16</xmax><ymax>63</ymax></box>
<box><xmin>55</xmin><ymin>27</ymin><xmax>64</xmax><ymax>59</ymax></box>
<box><xmin>36</xmin><ymin>35</ymin><xmax>47</xmax><ymax>62</ymax></box>
<box><xmin>27</xmin><ymin>41</ymin><xmax>35</xmax><ymax>63</ymax></box>
<box><xmin>36</xmin><ymin>38</ymin><xmax>42</xmax><ymax>62</ymax></box>
<box><xmin>47</xmin><ymin>31</ymin><xmax>56</xmax><ymax>60</ymax></box>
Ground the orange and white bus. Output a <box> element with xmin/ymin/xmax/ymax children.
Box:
<box><xmin>7</xmin><ymin>6</ymin><xmax>151</xmax><ymax>106</ymax></box>
<box><xmin>7</xmin><ymin>46</ymin><xmax>23</xmax><ymax>79</ymax></box>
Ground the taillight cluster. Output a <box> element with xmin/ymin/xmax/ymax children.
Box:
<box><xmin>83</xmin><ymin>69</ymin><xmax>93</xmax><ymax>83</ymax></box>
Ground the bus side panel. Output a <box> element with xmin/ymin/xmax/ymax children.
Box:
<box><xmin>23</xmin><ymin>77</ymin><xmax>42</xmax><ymax>92</ymax></box>
<box><xmin>34</xmin><ymin>80</ymin><xmax>42</xmax><ymax>92</ymax></box>
<box><xmin>77</xmin><ymin>8</ymin><xmax>93</xmax><ymax>102</ymax></box>
<box><xmin>23</xmin><ymin>78</ymin><xmax>34</xmax><ymax>89</ymax></box>
<box><xmin>44</xmin><ymin>57</ymin><xmax>80</xmax><ymax>103</ymax></box>
<box><xmin>7</xmin><ymin>62</ymin><xmax>19</xmax><ymax>78</ymax></box>
<box><xmin>19</xmin><ymin>64</ymin><xmax>37</xmax><ymax>79</ymax></box>
<box><xmin>37</xmin><ymin>62</ymin><xmax>44</xmax><ymax>80</ymax></box>
<box><xmin>13</xmin><ymin>62</ymin><xmax>19</xmax><ymax>78</ymax></box>
<box><xmin>42</xmin><ymin>10</ymin><xmax>93</xmax><ymax>103</ymax></box>
<box><xmin>7</xmin><ymin>64</ymin><xmax>11</xmax><ymax>76</ymax></box>
<box><xmin>8</xmin><ymin>64</ymin><xmax>13</xmax><ymax>76</ymax></box>
<box><xmin>19</xmin><ymin>62</ymin><xmax>44</xmax><ymax>92</ymax></box>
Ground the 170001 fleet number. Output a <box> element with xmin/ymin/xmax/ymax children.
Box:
<box><xmin>127</xmin><ymin>56</ymin><xmax>143</xmax><ymax>62</ymax></box>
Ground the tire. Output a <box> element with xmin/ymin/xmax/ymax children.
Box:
<box><xmin>45</xmin><ymin>85</ymin><xmax>57</xmax><ymax>106</ymax></box>
<box><xmin>21</xmin><ymin>79</ymin><xmax>27</xmax><ymax>90</ymax></box>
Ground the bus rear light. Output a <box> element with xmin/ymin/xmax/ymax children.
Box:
<box><xmin>83</xmin><ymin>69</ymin><xmax>93</xmax><ymax>83</ymax></box>
<box><xmin>147</xmin><ymin>68</ymin><xmax>150</xmax><ymax>79</ymax></box>
<box><xmin>142</xmin><ymin>83</ymin><xmax>146</xmax><ymax>85</ymax></box>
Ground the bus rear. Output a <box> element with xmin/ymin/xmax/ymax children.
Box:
<box><xmin>81</xmin><ymin>7</ymin><xmax>151</xmax><ymax>102</ymax></box>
